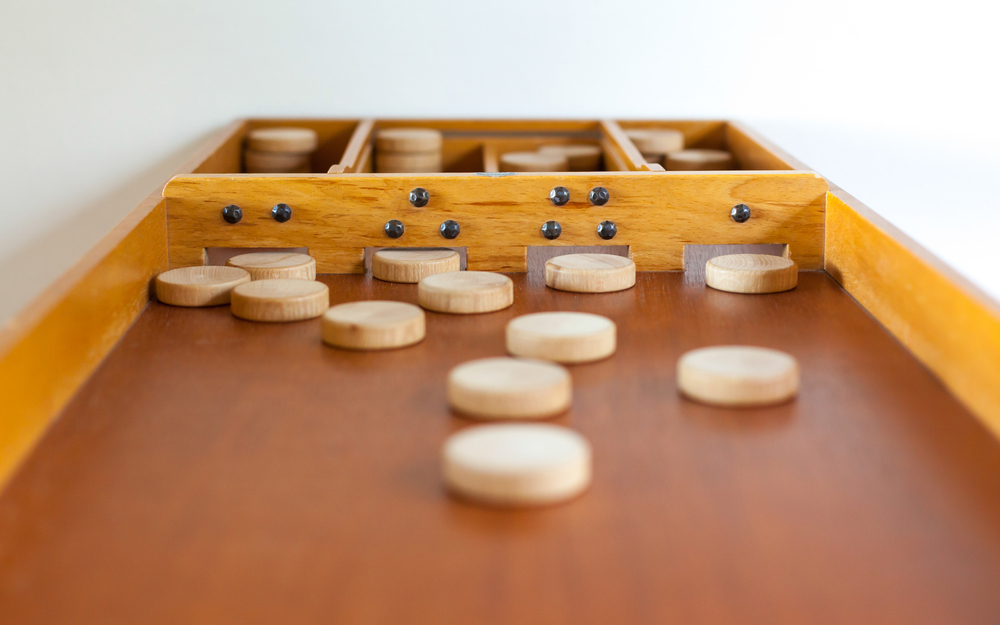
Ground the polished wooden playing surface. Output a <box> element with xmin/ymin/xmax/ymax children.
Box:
<box><xmin>1</xmin><ymin>272</ymin><xmax>1000</xmax><ymax>624</ymax></box>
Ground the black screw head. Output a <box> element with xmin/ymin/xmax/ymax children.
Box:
<box><xmin>597</xmin><ymin>220</ymin><xmax>617</xmax><ymax>240</ymax></box>
<box><xmin>440</xmin><ymin>220</ymin><xmax>460</xmax><ymax>239</ymax></box>
<box><xmin>409</xmin><ymin>188</ymin><xmax>430</xmax><ymax>207</ymax></box>
<box><xmin>549</xmin><ymin>186</ymin><xmax>570</xmax><ymax>206</ymax></box>
<box><xmin>731</xmin><ymin>203</ymin><xmax>751</xmax><ymax>223</ymax></box>
<box><xmin>222</xmin><ymin>204</ymin><xmax>242</xmax><ymax>224</ymax></box>
<box><xmin>384</xmin><ymin>219</ymin><xmax>405</xmax><ymax>239</ymax></box>
<box><xmin>271</xmin><ymin>203</ymin><xmax>292</xmax><ymax>223</ymax></box>
<box><xmin>589</xmin><ymin>187</ymin><xmax>610</xmax><ymax>206</ymax></box>
<box><xmin>541</xmin><ymin>221</ymin><xmax>562</xmax><ymax>240</ymax></box>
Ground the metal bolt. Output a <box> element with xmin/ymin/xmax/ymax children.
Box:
<box><xmin>409</xmin><ymin>188</ymin><xmax>430</xmax><ymax>207</ymax></box>
<box><xmin>222</xmin><ymin>204</ymin><xmax>242</xmax><ymax>224</ymax></box>
<box><xmin>440</xmin><ymin>220</ymin><xmax>460</xmax><ymax>239</ymax></box>
<box><xmin>271</xmin><ymin>203</ymin><xmax>292</xmax><ymax>223</ymax></box>
<box><xmin>731</xmin><ymin>204</ymin><xmax>751</xmax><ymax>223</ymax></box>
<box><xmin>384</xmin><ymin>220</ymin><xmax>405</xmax><ymax>239</ymax></box>
<box><xmin>541</xmin><ymin>221</ymin><xmax>562</xmax><ymax>240</ymax></box>
<box><xmin>549</xmin><ymin>186</ymin><xmax>570</xmax><ymax>206</ymax></box>
<box><xmin>597</xmin><ymin>220</ymin><xmax>617</xmax><ymax>240</ymax></box>
<box><xmin>589</xmin><ymin>187</ymin><xmax>609</xmax><ymax>206</ymax></box>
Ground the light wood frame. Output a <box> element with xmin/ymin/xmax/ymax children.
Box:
<box><xmin>0</xmin><ymin>118</ymin><xmax>997</xmax><ymax>492</ymax></box>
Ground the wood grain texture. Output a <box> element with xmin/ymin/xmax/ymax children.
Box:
<box><xmin>231</xmin><ymin>279</ymin><xmax>329</xmax><ymax>322</ymax></box>
<box><xmin>226</xmin><ymin>252</ymin><xmax>316</xmax><ymax>281</ymax></box>
<box><xmin>825</xmin><ymin>189</ymin><xmax>1000</xmax><ymax>438</ymax></box>
<box><xmin>2</xmin><ymin>273</ymin><xmax>1000</xmax><ymax>623</ymax></box>
<box><xmin>321</xmin><ymin>301</ymin><xmax>425</xmax><ymax>350</ymax></box>
<box><xmin>163</xmin><ymin>171</ymin><xmax>828</xmax><ymax>273</ymax></box>
<box><xmin>155</xmin><ymin>266</ymin><xmax>250</xmax><ymax>306</ymax></box>
<box><xmin>545</xmin><ymin>253</ymin><xmax>636</xmax><ymax>293</ymax></box>
<box><xmin>418</xmin><ymin>271</ymin><xmax>514</xmax><ymax>314</ymax></box>
<box><xmin>372</xmin><ymin>249</ymin><xmax>461</xmax><ymax>284</ymax></box>
<box><xmin>705</xmin><ymin>254</ymin><xmax>798</xmax><ymax>294</ymax></box>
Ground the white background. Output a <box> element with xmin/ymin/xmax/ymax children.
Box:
<box><xmin>2</xmin><ymin>0</ymin><xmax>999</xmax><ymax>323</ymax></box>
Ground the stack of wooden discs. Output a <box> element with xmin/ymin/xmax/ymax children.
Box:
<box><xmin>375</xmin><ymin>128</ymin><xmax>443</xmax><ymax>173</ymax></box>
<box><xmin>665</xmin><ymin>149</ymin><xmax>736</xmax><ymax>171</ymax></box>
<box><xmin>626</xmin><ymin>128</ymin><xmax>685</xmax><ymax>166</ymax></box>
<box><xmin>536</xmin><ymin>144</ymin><xmax>602</xmax><ymax>171</ymax></box>
<box><xmin>244</xmin><ymin>127</ymin><xmax>318</xmax><ymax>173</ymax></box>
<box><xmin>500</xmin><ymin>151</ymin><xmax>568</xmax><ymax>173</ymax></box>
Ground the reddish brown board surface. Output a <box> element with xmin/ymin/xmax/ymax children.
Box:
<box><xmin>1</xmin><ymin>273</ymin><xmax>1000</xmax><ymax>624</ymax></box>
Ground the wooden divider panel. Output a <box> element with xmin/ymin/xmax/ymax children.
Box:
<box><xmin>164</xmin><ymin>171</ymin><xmax>828</xmax><ymax>273</ymax></box>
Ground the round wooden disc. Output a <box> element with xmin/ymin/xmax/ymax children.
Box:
<box><xmin>705</xmin><ymin>254</ymin><xmax>798</xmax><ymax>294</ymax></box>
<box><xmin>665</xmin><ymin>149</ymin><xmax>736</xmax><ymax>171</ymax></box>
<box><xmin>231</xmin><ymin>279</ymin><xmax>329</xmax><ymax>322</ymax></box>
<box><xmin>375</xmin><ymin>128</ymin><xmax>443</xmax><ymax>153</ymax></box>
<box><xmin>155</xmin><ymin>266</ymin><xmax>250</xmax><ymax>307</ymax></box>
<box><xmin>375</xmin><ymin>151</ymin><xmax>443</xmax><ymax>173</ymax></box>
<box><xmin>447</xmin><ymin>357</ymin><xmax>572</xmax><ymax>420</ymax></box>
<box><xmin>443</xmin><ymin>423</ymin><xmax>591</xmax><ymax>506</ymax></box>
<box><xmin>499</xmin><ymin>151</ymin><xmax>568</xmax><ymax>173</ymax></box>
<box><xmin>626</xmin><ymin>128</ymin><xmax>684</xmax><ymax>154</ymax></box>
<box><xmin>677</xmin><ymin>346</ymin><xmax>800</xmax><ymax>407</ymax></box>
<box><xmin>244</xmin><ymin>149</ymin><xmax>311</xmax><ymax>173</ymax></box>
<box><xmin>537</xmin><ymin>144</ymin><xmax>602</xmax><ymax>171</ymax></box>
<box><xmin>418</xmin><ymin>271</ymin><xmax>513</xmax><ymax>314</ymax></box>
<box><xmin>321</xmin><ymin>301</ymin><xmax>425</xmax><ymax>350</ymax></box>
<box><xmin>506</xmin><ymin>312</ymin><xmax>616</xmax><ymax>364</ymax></box>
<box><xmin>544</xmin><ymin>254</ymin><xmax>636</xmax><ymax>293</ymax></box>
<box><xmin>246</xmin><ymin>127</ymin><xmax>318</xmax><ymax>153</ymax></box>
<box><xmin>226</xmin><ymin>252</ymin><xmax>316</xmax><ymax>281</ymax></box>
<box><xmin>372</xmin><ymin>249</ymin><xmax>461</xmax><ymax>283</ymax></box>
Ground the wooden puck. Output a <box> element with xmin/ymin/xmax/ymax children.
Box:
<box><xmin>705</xmin><ymin>254</ymin><xmax>798</xmax><ymax>294</ymax></box>
<box><xmin>226</xmin><ymin>252</ymin><xmax>316</xmax><ymax>281</ymax></box>
<box><xmin>418</xmin><ymin>271</ymin><xmax>513</xmax><ymax>314</ymax></box>
<box><xmin>677</xmin><ymin>346</ymin><xmax>800</xmax><ymax>407</ymax></box>
<box><xmin>246</xmin><ymin>127</ymin><xmax>318</xmax><ymax>153</ymax></box>
<box><xmin>447</xmin><ymin>357</ymin><xmax>572</xmax><ymax>420</ymax></box>
<box><xmin>321</xmin><ymin>301</ymin><xmax>425</xmax><ymax>350</ymax></box>
<box><xmin>537</xmin><ymin>144</ymin><xmax>602</xmax><ymax>171</ymax></box>
<box><xmin>375</xmin><ymin>151</ymin><xmax>443</xmax><ymax>173</ymax></box>
<box><xmin>155</xmin><ymin>266</ymin><xmax>250</xmax><ymax>307</ymax></box>
<box><xmin>231</xmin><ymin>279</ymin><xmax>329</xmax><ymax>322</ymax></box>
<box><xmin>244</xmin><ymin>149</ymin><xmax>311</xmax><ymax>173</ymax></box>
<box><xmin>665</xmin><ymin>149</ymin><xmax>736</xmax><ymax>171</ymax></box>
<box><xmin>626</xmin><ymin>128</ymin><xmax>684</xmax><ymax>154</ymax></box>
<box><xmin>443</xmin><ymin>423</ymin><xmax>591</xmax><ymax>507</ymax></box>
<box><xmin>375</xmin><ymin>128</ymin><xmax>443</xmax><ymax>153</ymax></box>
<box><xmin>372</xmin><ymin>249</ymin><xmax>461</xmax><ymax>283</ymax></box>
<box><xmin>506</xmin><ymin>312</ymin><xmax>616</xmax><ymax>364</ymax></box>
<box><xmin>500</xmin><ymin>151</ymin><xmax>568</xmax><ymax>173</ymax></box>
<box><xmin>544</xmin><ymin>254</ymin><xmax>636</xmax><ymax>293</ymax></box>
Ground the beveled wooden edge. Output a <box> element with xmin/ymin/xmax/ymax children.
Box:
<box><xmin>599</xmin><ymin>120</ymin><xmax>646</xmax><ymax>171</ymax></box>
<box><xmin>0</xmin><ymin>119</ymin><xmax>246</xmax><ymax>491</ymax></box>
<box><xmin>335</xmin><ymin>119</ymin><xmax>376</xmax><ymax>173</ymax></box>
<box><xmin>825</xmin><ymin>187</ymin><xmax>1000</xmax><ymax>438</ymax></box>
